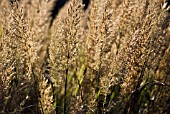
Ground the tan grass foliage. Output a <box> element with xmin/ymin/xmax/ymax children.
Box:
<box><xmin>0</xmin><ymin>0</ymin><xmax>170</xmax><ymax>113</ymax></box>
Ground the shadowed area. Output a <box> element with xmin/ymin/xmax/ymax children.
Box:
<box><xmin>49</xmin><ymin>0</ymin><xmax>90</xmax><ymax>27</ymax></box>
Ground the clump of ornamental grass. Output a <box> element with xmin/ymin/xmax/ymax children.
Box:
<box><xmin>155</xmin><ymin>42</ymin><xmax>170</xmax><ymax>113</ymax></box>
<box><xmin>0</xmin><ymin>0</ymin><xmax>170</xmax><ymax>114</ymax></box>
<box><xmin>0</xmin><ymin>0</ymin><xmax>54</xmax><ymax>113</ymax></box>
<box><xmin>0</xmin><ymin>1</ymin><xmax>39</xmax><ymax>113</ymax></box>
<box><xmin>84</xmin><ymin>0</ymin><xmax>122</xmax><ymax>113</ymax></box>
<box><xmin>49</xmin><ymin>0</ymin><xmax>86</xmax><ymax>113</ymax></box>
<box><xmin>27</xmin><ymin>0</ymin><xmax>55</xmax><ymax>113</ymax></box>
<box><xmin>110</xmin><ymin>0</ymin><xmax>170</xmax><ymax>113</ymax></box>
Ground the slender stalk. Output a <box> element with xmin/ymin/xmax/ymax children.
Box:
<box><xmin>64</xmin><ymin>51</ymin><xmax>69</xmax><ymax>114</ymax></box>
